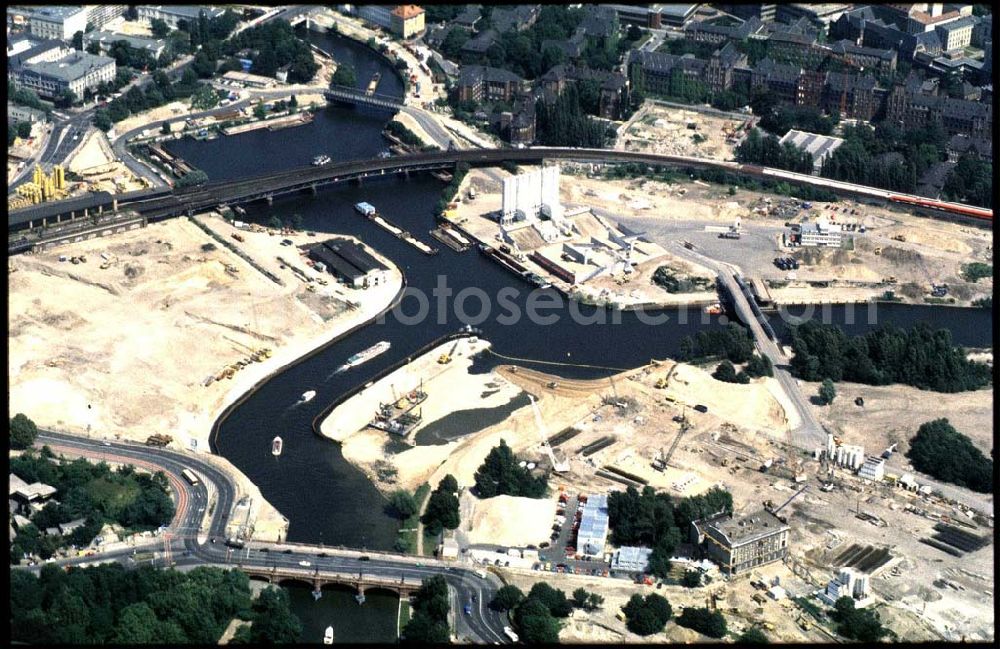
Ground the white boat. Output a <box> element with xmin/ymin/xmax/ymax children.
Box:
<box><xmin>300</xmin><ymin>390</ymin><xmax>316</xmax><ymax>403</ymax></box>
<box><xmin>334</xmin><ymin>341</ymin><xmax>391</xmax><ymax>373</ymax></box>
<box><xmin>272</xmin><ymin>436</ymin><xmax>283</xmax><ymax>456</ymax></box>
<box><xmin>323</xmin><ymin>626</ymin><xmax>334</xmax><ymax>644</ymax></box>
<box><xmin>312</xmin><ymin>154</ymin><xmax>331</xmax><ymax>166</ymax></box>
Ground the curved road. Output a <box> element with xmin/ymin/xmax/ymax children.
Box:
<box><xmin>18</xmin><ymin>430</ymin><xmax>511</xmax><ymax>644</ymax></box>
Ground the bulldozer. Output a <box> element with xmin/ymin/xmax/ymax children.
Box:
<box><xmin>437</xmin><ymin>353</ymin><xmax>451</xmax><ymax>364</ymax></box>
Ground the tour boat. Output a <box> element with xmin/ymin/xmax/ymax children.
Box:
<box><xmin>703</xmin><ymin>303</ymin><xmax>724</xmax><ymax>315</ymax></box>
<box><xmin>323</xmin><ymin>626</ymin><xmax>334</xmax><ymax>644</ymax></box>
<box><xmin>334</xmin><ymin>341</ymin><xmax>391</xmax><ymax>373</ymax></box>
<box><xmin>300</xmin><ymin>390</ymin><xmax>316</xmax><ymax>403</ymax></box>
<box><xmin>312</xmin><ymin>154</ymin><xmax>331</xmax><ymax>166</ymax></box>
<box><xmin>271</xmin><ymin>436</ymin><xmax>283</xmax><ymax>456</ymax></box>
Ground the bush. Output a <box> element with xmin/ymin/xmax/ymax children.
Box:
<box><xmin>713</xmin><ymin>360</ymin><xmax>750</xmax><ymax>384</ymax></box>
<box><xmin>679</xmin><ymin>324</ymin><xmax>755</xmax><ymax>364</ymax></box>
<box><xmin>745</xmin><ymin>354</ymin><xmax>773</xmax><ymax>378</ymax></box>
<box><xmin>817</xmin><ymin>378</ymin><xmax>836</xmax><ymax>405</ymax></box>
<box><xmin>490</xmin><ymin>585</ymin><xmax>524</xmax><ymax>611</ymax></box>
<box><xmin>961</xmin><ymin>262</ymin><xmax>992</xmax><ymax>283</ymax></box>
<box><xmin>332</xmin><ymin>64</ymin><xmax>358</xmax><ymax>87</ymax></box>
<box><xmin>905</xmin><ymin>419</ymin><xmax>992</xmax><ymax>493</ymax></box>
<box><xmin>681</xmin><ymin>571</ymin><xmax>701</xmax><ymax>588</ymax></box>
<box><xmin>738</xmin><ymin>626</ymin><xmax>769</xmax><ymax>643</ymax></box>
<box><xmin>676</xmin><ymin>607</ymin><xmax>727</xmax><ymax>638</ymax></box>
<box><xmin>175</xmin><ymin>168</ymin><xmax>209</xmax><ymax>188</ymax></box>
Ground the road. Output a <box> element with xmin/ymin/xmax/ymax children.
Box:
<box><xmin>18</xmin><ymin>430</ymin><xmax>511</xmax><ymax>644</ymax></box>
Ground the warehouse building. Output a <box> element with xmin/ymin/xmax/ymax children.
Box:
<box><xmin>577</xmin><ymin>494</ymin><xmax>610</xmax><ymax>557</ymax></box>
<box><xmin>309</xmin><ymin>238</ymin><xmax>390</xmax><ymax>288</ymax></box>
<box><xmin>693</xmin><ymin>509</ymin><xmax>789</xmax><ymax>575</ymax></box>
<box><xmin>778</xmin><ymin>129</ymin><xmax>845</xmax><ymax>175</ymax></box>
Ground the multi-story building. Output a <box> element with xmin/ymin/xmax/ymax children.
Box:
<box><xmin>456</xmin><ymin>65</ymin><xmax>526</xmax><ymax>104</ymax></box>
<box><xmin>704</xmin><ymin>42</ymin><xmax>747</xmax><ymax>94</ymax></box>
<box><xmin>656</xmin><ymin>3</ymin><xmax>700</xmax><ymax>28</ymax></box>
<box><xmin>498</xmin><ymin>100</ymin><xmax>535</xmax><ymax>145</ymax></box>
<box><xmin>749</xmin><ymin>57</ymin><xmax>803</xmax><ymax>105</ymax></box>
<box><xmin>136</xmin><ymin>6</ymin><xmax>224</xmax><ymax>31</ymax></box>
<box><xmin>693</xmin><ymin>510</ymin><xmax>790</xmax><ymax>576</ymax></box>
<box><xmin>971</xmin><ymin>14</ymin><xmax>991</xmax><ymax>47</ymax></box>
<box><xmin>828</xmin><ymin>39</ymin><xmax>898</xmax><ymax>73</ymax></box>
<box><xmin>627</xmin><ymin>49</ymin><xmax>708</xmax><ymax>98</ymax></box>
<box><xmin>716</xmin><ymin>4</ymin><xmax>776</xmax><ymax>23</ymax></box>
<box><xmin>610</xmin><ymin>546</ymin><xmax>653</xmax><ymax>574</ymax></box>
<box><xmin>858</xmin><ymin>457</ymin><xmax>886</xmax><ymax>482</ymax></box>
<box><xmin>946</xmin><ymin>134</ymin><xmax>992</xmax><ymax>162</ymax></box>
<box><xmin>684</xmin><ymin>15</ymin><xmax>766</xmax><ymax>45</ymax></box>
<box><xmin>934</xmin><ymin>16</ymin><xmax>976</xmax><ymax>53</ymax></box>
<box><xmin>885</xmin><ymin>86</ymin><xmax>993</xmax><ymax>139</ymax></box>
<box><xmin>27</xmin><ymin>6</ymin><xmax>87</xmax><ymax>41</ymax></box>
<box><xmin>11</xmin><ymin>50</ymin><xmax>116</xmax><ymax>100</ymax></box>
<box><xmin>767</xmin><ymin>28</ymin><xmax>824</xmax><ymax>67</ymax></box>
<box><xmin>538</xmin><ymin>64</ymin><xmax>628</xmax><ymax>119</ymax></box>
<box><xmin>7</xmin><ymin>103</ymin><xmax>48</xmax><ymax>125</ymax></box>
<box><xmin>490</xmin><ymin>5</ymin><xmax>539</xmax><ymax>33</ymax></box>
<box><xmin>820</xmin><ymin>567</ymin><xmax>872</xmax><ymax>605</ymax></box>
<box><xmin>390</xmin><ymin>5</ymin><xmax>424</xmax><ymax>39</ymax></box>
<box><xmin>822</xmin><ymin>71</ymin><xmax>880</xmax><ymax>121</ymax></box>
<box><xmin>85</xmin><ymin>5</ymin><xmax>128</xmax><ymax>31</ymax></box>
<box><xmin>82</xmin><ymin>31</ymin><xmax>167</xmax><ymax>60</ymax></box>
<box><xmin>775</xmin><ymin>3</ymin><xmax>853</xmax><ymax>34</ymax></box>
<box><xmin>577</xmin><ymin>494</ymin><xmax>609</xmax><ymax>558</ymax></box>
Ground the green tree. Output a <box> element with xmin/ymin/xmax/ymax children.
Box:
<box><xmin>745</xmin><ymin>354</ymin><xmax>774</xmax><ymax>378</ymax></box>
<box><xmin>528</xmin><ymin>582</ymin><xmax>572</xmax><ymax>617</ymax></box>
<box><xmin>10</xmin><ymin>413</ymin><xmax>38</xmax><ymax>450</ymax></box>
<box><xmin>622</xmin><ymin>593</ymin><xmax>672</xmax><ymax>636</ymax></box>
<box><xmin>72</xmin><ymin>30</ymin><xmax>84</xmax><ymax>50</ymax></box>
<box><xmin>738</xmin><ymin>626</ymin><xmax>769</xmax><ymax>643</ymax></box>
<box><xmin>332</xmin><ymin>63</ymin><xmax>358</xmax><ymax>87</ymax></box>
<box><xmin>490</xmin><ymin>585</ymin><xmax>524</xmax><ymax>611</ymax></box>
<box><xmin>290</xmin><ymin>213</ymin><xmax>304</xmax><ymax>230</ymax></box>
<box><xmin>161</xmin><ymin>121</ymin><xmax>171</xmax><ymax>134</ymax></box>
<box><xmin>175</xmin><ymin>169</ymin><xmax>209</xmax><ymax>188</ymax></box>
<box><xmin>16</xmin><ymin>121</ymin><xmax>32</xmax><ymax>139</ymax></box>
<box><xmin>818</xmin><ymin>378</ymin><xmax>836</xmax><ymax>405</ymax></box>
<box><xmin>253</xmin><ymin>103</ymin><xmax>268</xmax><ymax>120</ymax></box>
<box><xmin>906</xmin><ymin>419</ymin><xmax>993</xmax><ymax>493</ymax></box>
<box><xmin>93</xmin><ymin>110</ymin><xmax>113</xmax><ymax>132</ymax></box>
<box><xmin>113</xmin><ymin>602</ymin><xmax>161</xmax><ymax>644</ymax></box>
<box><xmin>151</xmin><ymin>18</ymin><xmax>170</xmax><ymax>38</ymax></box>
<box><xmin>248</xmin><ymin>587</ymin><xmax>302</xmax><ymax>643</ymax></box>
<box><xmin>403</xmin><ymin>575</ymin><xmax>451</xmax><ymax>643</ymax></box>
<box><xmin>191</xmin><ymin>84</ymin><xmax>219</xmax><ymax>110</ymax></box>
<box><xmin>473</xmin><ymin>439</ymin><xmax>547</xmax><ymax>498</ymax></box>
<box><xmin>830</xmin><ymin>596</ymin><xmax>887</xmax><ymax>642</ymax></box>
<box><xmin>682</xmin><ymin>570</ymin><xmax>701</xmax><ymax>588</ymax></box>
<box><xmin>514</xmin><ymin>597</ymin><xmax>561</xmax><ymax>643</ymax></box>
<box><xmin>421</xmin><ymin>476</ymin><xmax>461</xmax><ymax>536</ymax></box>
<box><xmin>266</xmin><ymin>215</ymin><xmax>283</xmax><ymax>230</ymax></box>
<box><xmin>677</xmin><ymin>606</ymin><xmax>727</xmax><ymax>638</ymax></box>
<box><xmin>439</xmin><ymin>474</ymin><xmax>459</xmax><ymax>493</ymax></box>
<box><xmin>388</xmin><ymin>489</ymin><xmax>419</xmax><ymax>520</ymax></box>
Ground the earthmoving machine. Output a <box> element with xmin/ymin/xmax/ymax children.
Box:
<box><xmin>528</xmin><ymin>395</ymin><xmax>569</xmax><ymax>473</ymax></box>
<box><xmin>438</xmin><ymin>339</ymin><xmax>460</xmax><ymax>364</ymax></box>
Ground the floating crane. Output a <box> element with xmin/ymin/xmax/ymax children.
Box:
<box><xmin>528</xmin><ymin>395</ymin><xmax>569</xmax><ymax>473</ymax></box>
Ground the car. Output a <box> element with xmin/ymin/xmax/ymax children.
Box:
<box><xmin>656</xmin><ymin>582</ymin><xmax>663</xmax><ymax>589</ymax></box>
<box><xmin>415</xmin><ymin>562</ymin><xmax>423</xmax><ymax>567</ymax></box>
<box><xmin>210</xmin><ymin>538</ymin><xmax>217</xmax><ymax>544</ymax></box>
<box><xmin>317</xmin><ymin>552</ymin><xmax>328</xmax><ymax>557</ymax></box>
<box><xmin>259</xmin><ymin>547</ymin><xmax>269</xmax><ymax>552</ymax></box>
<box><xmin>283</xmin><ymin>549</ymin><xmax>293</xmax><ymax>554</ymax></box>
<box><xmin>281</xmin><ymin>239</ymin><xmax>293</xmax><ymax>246</ymax></box>
<box><xmin>358</xmin><ymin>555</ymin><xmax>370</xmax><ymax>561</ymax></box>
<box><xmin>102</xmin><ymin>441</ymin><xmax>111</xmax><ymax>446</ymax></box>
<box><xmin>298</xmin><ymin>560</ymin><xmax>311</xmax><ymax>567</ymax></box>
<box><xmin>464</xmin><ymin>603</ymin><xmax>472</xmax><ymax>615</ymax></box>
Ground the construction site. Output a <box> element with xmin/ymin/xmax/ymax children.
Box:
<box><xmin>615</xmin><ymin>103</ymin><xmax>755</xmax><ymax>160</ymax></box>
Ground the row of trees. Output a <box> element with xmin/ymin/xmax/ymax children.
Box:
<box><xmin>400</xmin><ymin>576</ymin><xmax>450</xmax><ymax>644</ymax></box>
<box><xmin>606</xmin><ymin>486</ymin><xmax>733</xmax><ymax>579</ymax></box>
<box><xmin>735</xmin><ymin>128</ymin><xmax>815</xmax><ymax>174</ymax></box>
<box><xmin>11</xmin><ymin>564</ymin><xmax>256</xmax><ymax>644</ymax></box>
<box><xmin>421</xmin><ymin>475</ymin><xmax>460</xmax><ymax>536</ymax></box>
<box><xmin>473</xmin><ymin>439</ymin><xmax>547</xmax><ymax>498</ymax></box>
<box><xmin>757</xmin><ymin>104</ymin><xmax>838</xmax><ymax>138</ymax></box>
<box><xmin>94</xmin><ymin>68</ymin><xmax>203</xmax><ymax>130</ymax></box>
<box><xmin>534</xmin><ymin>83</ymin><xmax>610</xmax><ymax>148</ymax></box>
<box><xmin>678</xmin><ymin>323</ymin><xmax>756</xmax><ymax>365</ymax></box>
<box><xmin>712</xmin><ymin>360</ymin><xmax>750</xmax><ymax>384</ymax></box>
<box><xmin>10</xmin><ymin>448</ymin><xmax>175</xmax><ymax>563</ymax></box>
<box><xmin>906</xmin><ymin>419</ymin><xmax>992</xmax><ymax>493</ymax></box>
<box><xmin>789</xmin><ymin>321</ymin><xmax>992</xmax><ymax>393</ymax></box>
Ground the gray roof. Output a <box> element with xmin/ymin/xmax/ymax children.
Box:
<box><xmin>578</xmin><ymin>6</ymin><xmax>617</xmax><ymax>39</ymax></box>
<box><xmin>458</xmin><ymin>65</ymin><xmax>524</xmax><ymax>86</ymax></box>
<box><xmin>7</xmin><ymin>39</ymin><xmax>66</xmax><ymax>72</ymax></box>
<box><xmin>324</xmin><ymin>239</ymin><xmax>389</xmax><ymax>274</ymax></box>
<box><xmin>947</xmin><ymin>134</ymin><xmax>991</xmax><ymax>156</ymax></box>
<box><xmin>83</xmin><ymin>31</ymin><xmax>167</xmax><ymax>53</ymax></box>
<box><xmin>9</xmin><ymin>474</ymin><xmax>29</xmax><ymax>496</ymax></box>
<box><xmin>628</xmin><ymin>49</ymin><xmax>707</xmax><ymax>74</ymax></box>
<box><xmin>491</xmin><ymin>5</ymin><xmax>539</xmax><ymax>33</ymax></box>
<box><xmin>461</xmin><ymin>29</ymin><xmax>498</xmax><ymax>54</ymax></box>
<box><xmin>936</xmin><ymin>16</ymin><xmax>978</xmax><ymax>33</ymax></box>
<box><xmin>829</xmin><ymin>39</ymin><xmax>896</xmax><ymax>62</ymax></box>
<box><xmin>714</xmin><ymin>41</ymin><xmax>744</xmax><ymax>66</ymax></box>
<box><xmin>658</xmin><ymin>4</ymin><xmax>699</xmax><ymax>19</ymax></box>
<box><xmin>779</xmin><ymin>129</ymin><xmax>844</xmax><ymax>160</ymax></box>
<box><xmin>58</xmin><ymin>518</ymin><xmax>87</xmax><ymax>535</ymax></box>
<box><xmin>755</xmin><ymin>57</ymin><xmax>802</xmax><ymax>84</ymax></box>
<box><xmin>454</xmin><ymin>5</ymin><xmax>482</xmax><ymax>27</ymax></box>
<box><xmin>541</xmin><ymin>36</ymin><xmax>585</xmax><ymax>59</ymax></box>
<box><xmin>825</xmin><ymin>71</ymin><xmax>877</xmax><ymax>92</ymax></box>
<box><xmin>578</xmin><ymin>494</ymin><xmax>609</xmax><ymax>546</ymax></box>
<box><xmin>22</xmin><ymin>51</ymin><xmax>116</xmax><ymax>83</ymax></box>
<box><xmin>768</xmin><ymin>29</ymin><xmax>817</xmax><ymax>46</ymax></box>
<box><xmin>705</xmin><ymin>509</ymin><xmax>788</xmax><ymax>547</ymax></box>
<box><xmin>25</xmin><ymin>5</ymin><xmax>85</xmax><ymax>21</ymax></box>
<box><xmin>141</xmin><ymin>5</ymin><xmax>224</xmax><ymax>20</ymax></box>
<box><xmin>611</xmin><ymin>546</ymin><xmax>653</xmax><ymax>571</ymax></box>
<box><xmin>309</xmin><ymin>244</ymin><xmax>363</xmax><ymax>281</ymax></box>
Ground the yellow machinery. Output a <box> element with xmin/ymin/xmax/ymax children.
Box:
<box><xmin>437</xmin><ymin>353</ymin><xmax>451</xmax><ymax>364</ymax></box>
<box><xmin>15</xmin><ymin>164</ymin><xmax>67</xmax><ymax>205</ymax></box>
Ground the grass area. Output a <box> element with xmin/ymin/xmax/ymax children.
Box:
<box><xmin>421</xmin><ymin>530</ymin><xmax>439</xmax><ymax>557</ymax></box>
<box><xmin>395</xmin><ymin>483</ymin><xmax>431</xmax><ymax>554</ymax></box>
<box><xmin>86</xmin><ymin>477</ymin><xmax>140</xmax><ymax>516</ymax></box>
<box><xmin>397</xmin><ymin>599</ymin><xmax>411</xmax><ymax>637</ymax></box>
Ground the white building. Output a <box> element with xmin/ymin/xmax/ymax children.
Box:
<box><xmin>820</xmin><ymin>567</ymin><xmax>872</xmax><ymax>606</ymax></box>
<box><xmin>27</xmin><ymin>6</ymin><xmax>87</xmax><ymax>41</ymax></box>
<box><xmin>85</xmin><ymin>6</ymin><xmax>129</xmax><ymax>30</ymax></box>
<box><xmin>858</xmin><ymin>457</ymin><xmax>885</xmax><ymax>482</ymax></box>
<box><xmin>798</xmin><ymin>217</ymin><xmax>843</xmax><ymax>247</ymax></box>
<box><xmin>501</xmin><ymin>165</ymin><xmax>563</xmax><ymax>225</ymax></box>
<box><xmin>137</xmin><ymin>5</ymin><xmax>225</xmax><ymax>30</ymax></box>
<box><xmin>934</xmin><ymin>16</ymin><xmax>976</xmax><ymax>52</ymax></box>
<box><xmin>12</xmin><ymin>50</ymin><xmax>116</xmax><ymax>100</ymax></box>
<box><xmin>83</xmin><ymin>31</ymin><xmax>167</xmax><ymax>59</ymax></box>
<box><xmin>611</xmin><ymin>546</ymin><xmax>653</xmax><ymax>573</ymax></box>
<box><xmin>577</xmin><ymin>494</ymin><xmax>609</xmax><ymax>557</ymax></box>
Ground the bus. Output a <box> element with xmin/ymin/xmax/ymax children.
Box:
<box><xmin>181</xmin><ymin>469</ymin><xmax>200</xmax><ymax>486</ymax></box>
<box><xmin>503</xmin><ymin>627</ymin><xmax>519</xmax><ymax>642</ymax></box>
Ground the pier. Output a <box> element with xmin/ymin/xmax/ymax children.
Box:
<box><xmin>361</xmin><ymin>211</ymin><xmax>439</xmax><ymax>255</ymax></box>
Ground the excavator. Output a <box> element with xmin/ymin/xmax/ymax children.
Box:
<box><xmin>438</xmin><ymin>339</ymin><xmax>460</xmax><ymax>364</ymax></box>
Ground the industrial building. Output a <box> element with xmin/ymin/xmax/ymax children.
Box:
<box><xmin>501</xmin><ymin>165</ymin><xmax>563</xmax><ymax>225</ymax></box>
<box><xmin>819</xmin><ymin>567</ymin><xmax>873</xmax><ymax>606</ymax></box>
<box><xmin>858</xmin><ymin>457</ymin><xmax>886</xmax><ymax>482</ymax></box>
<box><xmin>778</xmin><ymin>129</ymin><xmax>845</xmax><ymax>175</ymax></box>
<box><xmin>577</xmin><ymin>494</ymin><xmax>610</xmax><ymax>557</ymax></box>
<box><xmin>610</xmin><ymin>546</ymin><xmax>653</xmax><ymax>574</ymax></box>
<box><xmin>693</xmin><ymin>510</ymin><xmax>789</xmax><ymax>575</ymax></box>
<box><xmin>309</xmin><ymin>238</ymin><xmax>390</xmax><ymax>289</ymax></box>
<box><xmin>797</xmin><ymin>217</ymin><xmax>843</xmax><ymax>248</ymax></box>
<box><xmin>833</xmin><ymin>443</ymin><xmax>865</xmax><ymax>470</ymax></box>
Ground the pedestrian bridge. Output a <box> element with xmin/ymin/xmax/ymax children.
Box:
<box><xmin>237</xmin><ymin>564</ymin><xmax>423</xmax><ymax>596</ymax></box>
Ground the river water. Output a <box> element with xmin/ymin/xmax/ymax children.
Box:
<box><xmin>163</xmin><ymin>29</ymin><xmax>992</xmax><ymax>642</ymax></box>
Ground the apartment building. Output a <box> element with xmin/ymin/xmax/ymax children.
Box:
<box><xmin>456</xmin><ymin>65</ymin><xmax>526</xmax><ymax>103</ymax></box>
<box><xmin>26</xmin><ymin>6</ymin><xmax>87</xmax><ymax>41</ymax></box>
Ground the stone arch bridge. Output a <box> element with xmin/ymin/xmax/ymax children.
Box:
<box><xmin>237</xmin><ymin>564</ymin><xmax>424</xmax><ymax>597</ymax></box>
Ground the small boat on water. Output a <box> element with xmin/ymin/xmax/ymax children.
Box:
<box><xmin>334</xmin><ymin>341</ymin><xmax>391</xmax><ymax>374</ymax></box>
<box><xmin>312</xmin><ymin>154</ymin><xmax>331</xmax><ymax>166</ymax></box>
<box><xmin>704</xmin><ymin>302</ymin><xmax>724</xmax><ymax>315</ymax></box>
<box><xmin>323</xmin><ymin>626</ymin><xmax>334</xmax><ymax>645</ymax></box>
<box><xmin>300</xmin><ymin>390</ymin><xmax>316</xmax><ymax>403</ymax></box>
<box><xmin>355</xmin><ymin>592</ymin><xmax>366</xmax><ymax>604</ymax></box>
<box><xmin>272</xmin><ymin>436</ymin><xmax>283</xmax><ymax>456</ymax></box>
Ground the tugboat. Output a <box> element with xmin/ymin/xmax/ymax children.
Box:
<box><xmin>271</xmin><ymin>436</ymin><xmax>283</xmax><ymax>456</ymax></box>
<box><xmin>323</xmin><ymin>626</ymin><xmax>334</xmax><ymax>645</ymax></box>
<box><xmin>312</xmin><ymin>154</ymin><xmax>331</xmax><ymax>166</ymax></box>
<box><xmin>703</xmin><ymin>302</ymin><xmax>724</xmax><ymax>315</ymax></box>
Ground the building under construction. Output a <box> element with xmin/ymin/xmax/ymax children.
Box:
<box><xmin>692</xmin><ymin>509</ymin><xmax>790</xmax><ymax>576</ymax></box>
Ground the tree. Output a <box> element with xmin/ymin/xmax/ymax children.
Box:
<box><xmin>388</xmin><ymin>489</ymin><xmax>418</xmax><ymax>520</ymax></box>
<box><xmin>332</xmin><ymin>64</ymin><xmax>358</xmax><ymax>87</ymax></box>
<box><xmin>92</xmin><ymin>110</ymin><xmax>113</xmax><ymax>132</ymax></box>
<box><xmin>113</xmin><ymin>602</ymin><xmax>161</xmax><ymax>644</ymax></box>
<box><xmin>906</xmin><ymin>419</ymin><xmax>993</xmax><ymax>493</ymax></box>
<box><xmin>290</xmin><ymin>213</ymin><xmax>304</xmax><ymax>230</ymax></box>
<box><xmin>677</xmin><ymin>606</ymin><xmax>727</xmax><ymax>638</ymax></box>
<box><xmin>681</xmin><ymin>570</ymin><xmax>701</xmax><ymax>588</ymax></box>
<box><xmin>830</xmin><ymin>596</ymin><xmax>887</xmax><ymax>642</ymax></box>
<box><xmin>738</xmin><ymin>626</ymin><xmax>769</xmax><ymax>644</ymax></box>
<box><xmin>818</xmin><ymin>378</ymin><xmax>836</xmax><ymax>405</ymax></box>
<box><xmin>421</xmin><ymin>477</ymin><xmax>460</xmax><ymax>536</ymax></box>
<box><xmin>528</xmin><ymin>583</ymin><xmax>572</xmax><ymax>617</ymax></box>
<box><xmin>17</xmin><ymin>121</ymin><xmax>33</xmax><ymax>138</ymax></box>
<box><xmin>161</xmin><ymin>121</ymin><xmax>171</xmax><ymax>134</ymax></box>
<box><xmin>57</xmin><ymin>89</ymin><xmax>78</xmax><ymax>108</ymax></box>
<box><xmin>745</xmin><ymin>354</ymin><xmax>773</xmax><ymax>378</ymax></box>
<box><xmin>151</xmin><ymin>18</ymin><xmax>170</xmax><ymax>38</ymax></box>
<box><xmin>10</xmin><ymin>413</ymin><xmax>38</xmax><ymax>450</ymax></box>
<box><xmin>473</xmin><ymin>439</ymin><xmax>547</xmax><ymax>498</ymax></box>
<box><xmin>191</xmin><ymin>51</ymin><xmax>217</xmax><ymax>78</ymax></box>
<box><xmin>72</xmin><ymin>30</ymin><xmax>84</xmax><ymax>50</ymax></box>
<box><xmin>713</xmin><ymin>360</ymin><xmax>749</xmax><ymax>384</ymax></box>
<box><xmin>622</xmin><ymin>593</ymin><xmax>672</xmax><ymax>636</ymax></box>
<box><xmin>253</xmin><ymin>103</ymin><xmax>268</xmax><ymax>120</ymax></box>
<box><xmin>266</xmin><ymin>215</ymin><xmax>283</xmax><ymax>230</ymax></box>
<box><xmin>490</xmin><ymin>585</ymin><xmax>524</xmax><ymax>611</ymax></box>
<box><xmin>513</xmin><ymin>597</ymin><xmax>560</xmax><ymax>644</ymax></box>
<box><xmin>248</xmin><ymin>586</ymin><xmax>301</xmax><ymax>643</ymax></box>
<box><xmin>175</xmin><ymin>169</ymin><xmax>209</xmax><ymax>188</ymax></box>
<box><xmin>403</xmin><ymin>576</ymin><xmax>451</xmax><ymax>643</ymax></box>
<box><xmin>439</xmin><ymin>474</ymin><xmax>458</xmax><ymax>494</ymax></box>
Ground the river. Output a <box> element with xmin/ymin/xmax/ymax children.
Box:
<box><xmin>163</xmin><ymin>29</ymin><xmax>991</xmax><ymax>642</ymax></box>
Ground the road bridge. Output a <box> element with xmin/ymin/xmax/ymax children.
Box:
<box><xmin>324</xmin><ymin>85</ymin><xmax>404</xmax><ymax>111</ymax></box>
<box><xmin>238</xmin><ymin>564</ymin><xmax>423</xmax><ymax>596</ymax></box>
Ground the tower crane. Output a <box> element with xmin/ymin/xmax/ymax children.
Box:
<box><xmin>528</xmin><ymin>395</ymin><xmax>569</xmax><ymax>473</ymax></box>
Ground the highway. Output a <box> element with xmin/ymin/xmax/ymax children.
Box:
<box><xmin>18</xmin><ymin>430</ymin><xmax>511</xmax><ymax>644</ymax></box>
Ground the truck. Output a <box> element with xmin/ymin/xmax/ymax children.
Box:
<box><xmin>503</xmin><ymin>627</ymin><xmax>520</xmax><ymax>642</ymax></box>
<box><xmin>473</xmin><ymin>569</ymin><xmax>487</xmax><ymax>579</ymax></box>
<box><xmin>682</xmin><ymin>241</ymin><xmax>695</xmax><ymax>250</ymax></box>
<box><xmin>145</xmin><ymin>434</ymin><xmax>173</xmax><ymax>447</ymax></box>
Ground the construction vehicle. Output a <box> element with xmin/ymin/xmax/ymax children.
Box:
<box><xmin>232</xmin><ymin>232</ymin><xmax>245</xmax><ymax>242</ymax></box>
<box><xmin>891</xmin><ymin>234</ymin><xmax>906</xmax><ymax>242</ymax></box>
<box><xmin>145</xmin><ymin>434</ymin><xmax>173</xmax><ymax>447</ymax></box>
<box><xmin>437</xmin><ymin>339</ymin><xmax>460</xmax><ymax>365</ymax></box>
<box><xmin>873</xmin><ymin>246</ymin><xmax>882</xmax><ymax>255</ymax></box>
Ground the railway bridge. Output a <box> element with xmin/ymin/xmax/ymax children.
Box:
<box><xmin>237</xmin><ymin>564</ymin><xmax>424</xmax><ymax>596</ymax></box>
<box><xmin>324</xmin><ymin>85</ymin><xmax>403</xmax><ymax>111</ymax></box>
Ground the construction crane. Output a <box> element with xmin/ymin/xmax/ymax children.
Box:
<box><xmin>765</xmin><ymin>485</ymin><xmax>808</xmax><ymax>523</ymax></box>
<box><xmin>528</xmin><ymin>395</ymin><xmax>569</xmax><ymax>473</ymax></box>
<box><xmin>661</xmin><ymin>418</ymin><xmax>690</xmax><ymax>469</ymax></box>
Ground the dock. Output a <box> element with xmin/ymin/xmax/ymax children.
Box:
<box><xmin>222</xmin><ymin>112</ymin><xmax>313</xmax><ymax>136</ymax></box>
<box><xmin>363</xmin><ymin>210</ymin><xmax>439</xmax><ymax>255</ymax></box>
<box><xmin>430</xmin><ymin>227</ymin><xmax>470</xmax><ymax>252</ymax></box>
